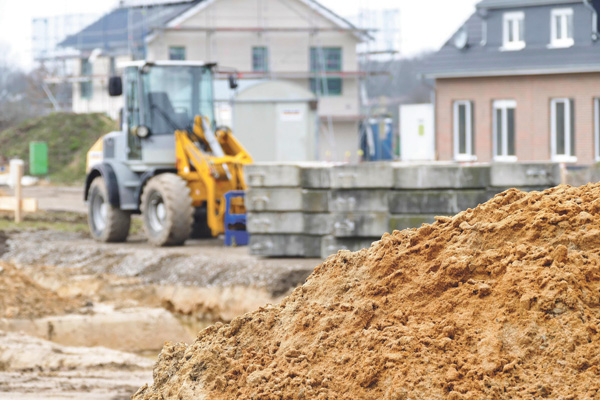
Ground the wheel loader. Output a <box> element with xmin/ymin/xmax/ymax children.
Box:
<box><xmin>84</xmin><ymin>61</ymin><xmax>252</xmax><ymax>246</ymax></box>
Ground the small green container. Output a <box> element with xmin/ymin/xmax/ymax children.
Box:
<box><xmin>29</xmin><ymin>141</ymin><xmax>48</xmax><ymax>175</ymax></box>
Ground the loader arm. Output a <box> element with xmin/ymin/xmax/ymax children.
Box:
<box><xmin>175</xmin><ymin>116</ymin><xmax>253</xmax><ymax>236</ymax></box>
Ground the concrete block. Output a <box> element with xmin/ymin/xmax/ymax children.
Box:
<box><xmin>244</xmin><ymin>163</ymin><xmax>301</xmax><ymax>187</ymax></box>
<box><xmin>331</xmin><ymin>212</ymin><xmax>389</xmax><ymax>237</ymax></box>
<box><xmin>300</xmin><ymin>165</ymin><xmax>332</xmax><ymax>188</ymax></box>
<box><xmin>393</xmin><ymin>163</ymin><xmax>490</xmax><ymax>189</ymax></box>
<box><xmin>330</xmin><ymin>163</ymin><xmax>393</xmax><ymax>188</ymax></box>
<box><xmin>246</xmin><ymin>188</ymin><xmax>328</xmax><ymax>212</ymax></box>
<box><xmin>486</xmin><ymin>186</ymin><xmax>551</xmax><ymax>199</ymax></box>
<box><xmin>490</xmin><ymin>163</ymin><xmax>561</xmax><ymax>188</ymax></box>
<box><xmin>388</xmin><ymin>190</ymin><xmax>490</xmax><ymax>214</ymax></box>
<box><xmin>329</xmin><ymin>190</ymin><xmax>388</xmax><ymax>212</ymax></box>
<box><xmin>249</xmin><ymin>234</ymin><xmax>321</xmax><ymax>258</ymax></box>
<box><xmin>389</xmin><ymin>214</ymin><xmax>439</xmax><ymax>231</ymax></box>
<box><xmin>247</xmin><ymin>212</ymin><xmax>332</xmax><ymax>235</ymax></box>
<box><xmin>320</xmin><ymin>236</ymin><xmax>379</xmax><ymax>259</ymax></box>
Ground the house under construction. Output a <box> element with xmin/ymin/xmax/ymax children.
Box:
<box><xmin>57</xmin><ymin>0</ymin><xmax>372</xmax><ymax>162</ymax></box>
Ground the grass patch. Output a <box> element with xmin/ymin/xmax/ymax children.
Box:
<box><xmin>0</xmin><ymin>211</ymin><xmax>144</xmax><ymax>236</ymax></box>
<box><xmin>0</xmin><ymin>112</ymin><xmax>117</xmax><ymax>185</ymax></box>
<box><xmin>0</xmin><ymin>211</ymin><xmax>89</xmax><ymax>233</ymax></box>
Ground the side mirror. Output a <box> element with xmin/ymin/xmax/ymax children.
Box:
<box><xmin>108</xmin><ymin>76</ymin><xmax>123</xmax><ymax>96</ymax></box>
<box><xmin>228</xmin><ymin>74</ymin><xmax>238</xmax><ymax>90</ymax></box>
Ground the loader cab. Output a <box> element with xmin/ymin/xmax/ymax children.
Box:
<box><xmin>110</xmin><ymin>61</ymin><xmax>218</xmax><ymax>166</ymax></box>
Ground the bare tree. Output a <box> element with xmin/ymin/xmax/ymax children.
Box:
<box><xmin>0</xmin><ymin>49</ymin><xmax>52</xmax><ymax>131</ymax></box>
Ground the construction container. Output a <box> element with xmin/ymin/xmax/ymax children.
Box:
<box><xmin>233</xmin><ymin>80</ymin><xmax>318</xmax><ymax>162</ymax></box>
<box><xmin>29</xmin><ymin>141</ymin><xmax>48</xmax><ymax>175</ymax></box>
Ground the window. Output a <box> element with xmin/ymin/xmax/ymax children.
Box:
<box><xmin>550</xmin><ymin>98</ymin><xmax>575</xmax><ymax>161</ymax></box>
<box><xmin>310</xmin><ymin>47</ymin><xmax>342</xmax><ymax>96</ymax></box>
<box><xmin>550</xmin><ymin>8</ymin><xmax>574</xmax><ymax>48</ymax></box>
<box><xmin>169</xmin><ymin>46</ymin><xmax>186</xmax><ymax>60</ymax></box>
<box><xmin>493</xmin><ymin>100</ymin><xmax>517</xmax><ymax>160</ymax></box>
<box><xmin>252</xmin><ymin>47</ymin><xmax>269</xmax><ymax>72</ymax></box>
<box><xmin>503</xmin><ymin>12</ymin><xmax>525</xmax><ymax>50</ymax></box>
<box><xmin>125</xmin><ymin>67</ymin><xmax>141</xmax><ymax>160</ymax></box>
<box><xmin>595</xmin><ymin>98</ymin><xmax>600</xmax><ymax>161</ymax></box>
<box><xmin>453</xmin><ymin>101</ymin><xmax>475</xmax><ymax>161</ymax></box>
<box><xmin>80</xmin><ymin>59</ymin><xmax>92</xmax><ymax>100</ymax></box>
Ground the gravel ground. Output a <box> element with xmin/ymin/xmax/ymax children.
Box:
<box><xmin>1</xmin><ymin>230</ymin><xmax>320</xmax><ymax>296</ymax></box>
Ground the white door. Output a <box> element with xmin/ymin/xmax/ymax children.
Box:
<box><xmin>275</xmin><ymin>103</ymin><xmax>310</xmax><ymax>161</ymax></box>
<box><xmin>400</xmin><ymin>104</ymin><xmax>434</xmax><ymax>161</ymax></box>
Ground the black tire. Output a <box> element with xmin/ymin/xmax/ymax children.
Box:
<box><xmin>140</xmin><ymin>173</ymin><xmax>193</xmax><ymax>246</ymax></box>
<box><xmin>88</xmin><ymin>177</ymin><xmax>131</xmax><ymax>242</ymax></box>
<box><xmin>190</xmin><ymin>205</ymin><xmax>213</xmax><ymax>239</ymax></box>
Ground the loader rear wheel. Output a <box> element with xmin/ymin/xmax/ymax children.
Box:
<box><xmin>88</xmin><ymin>177</ymin><xmax>131</xmax><ymax>243</ymax></box>
<box><xmin>141</xmin><ymin>173</ymin><xmax>193</xmax><ymax>246</ymax></box>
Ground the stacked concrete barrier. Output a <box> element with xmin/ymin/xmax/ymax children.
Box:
<box><xmin>246</xmin><ymin>163</ymin><xmax>330</xmax><ymax>257</ymax></box>
<box><xmin>320</xmin><ymin>163</ymin><xmax>393</xmax><ymax>259</ymax></box>
<box><xmin>389</xmin><ymin>163</ymin><xmax>491</xmax><ymax>232</ymax></box>
<box><xmin>246</xmin><ymin>162</ymin><xmax>563</xmax><ymax>259</ymax></box>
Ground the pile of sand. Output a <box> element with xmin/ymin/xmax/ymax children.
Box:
<box><xmin>0</xmin><ymin>262</ymin><xmax>78</xmax><ymax>319</ymax></box>
<box><xmin>134</xmin><ymin>184</ymin><xmax>600</xmax><ymax>399</ymax></box>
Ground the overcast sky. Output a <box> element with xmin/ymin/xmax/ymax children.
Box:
<box><xmin>0</xmin><ymin>0</ymin><xmax>479</xmax><ymax>69</ymax></box>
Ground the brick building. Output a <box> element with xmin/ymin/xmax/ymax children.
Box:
<box><xmin>424</xmin><ymin>0</ymin><xmax>600</xmax><ymax>165</ymax></box>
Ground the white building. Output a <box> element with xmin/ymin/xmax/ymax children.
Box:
<box><xmin>59</xmin><ymin>0</ymin><xmax>371</xmax><ymax>162</ymax></box>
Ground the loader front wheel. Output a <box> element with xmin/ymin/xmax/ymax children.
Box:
<box><xmin>141</xmin><ymin>173</ymin><xmax>193</xmax><ymax>246</ymax></box>
<box><xmin>88</xmin><ymin>177</ymin><xmax>131</xmax><ymax>242</ymax></box>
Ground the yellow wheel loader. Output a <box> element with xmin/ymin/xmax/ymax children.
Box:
<box><xmin>84</xmin><ymin>61</ymin><xmax>252</xmax><ymax>246</ymax></box>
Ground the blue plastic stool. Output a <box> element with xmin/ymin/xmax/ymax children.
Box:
<box><xmin>224</xmin><ymin>190</ymin><xmax>248</xmax><ymax>246</ymax></box>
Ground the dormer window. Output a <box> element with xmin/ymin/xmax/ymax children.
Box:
<box><xmin>502</xmin><ymin>12</ymin><xmax>525</xmax><ymax>51</ymax></box>
<box><xmin>550</xmin><ymin>8</ymin><xmax>574</xmax><ymax>48</ymax></box>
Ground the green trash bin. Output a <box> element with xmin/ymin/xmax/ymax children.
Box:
<box><xmin>29</xmin><ymin>142</ymin><xmax>48</xmax><ymax>175</ymax></box>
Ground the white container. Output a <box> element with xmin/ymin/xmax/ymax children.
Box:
<box><xmin>7</xmin><ymin>159</ymin><xmax>24</xmax><ymax>188</ymax></box>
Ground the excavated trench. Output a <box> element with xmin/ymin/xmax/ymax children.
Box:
<box><xmin>0</xmin><ymin>227</ymin><xmax>319</xmax><ymax>399</ymax></box>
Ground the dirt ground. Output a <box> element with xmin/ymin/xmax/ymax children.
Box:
<box><xmin>0</xmin><ymin>331</ymin><xmax>153</xmax><ymax>400</ymax></box>
<box><xmin>3</xmin><ymin>185</ymin><xmax>87</xmax><ymax>214</ymax></box>
<box><xmin>0</xmin><ymin>188</ymin><xmax>321</xmax><ymax>399</ymax></box>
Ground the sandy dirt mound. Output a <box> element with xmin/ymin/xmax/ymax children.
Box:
<box><xmin>133</xmin><ymin>184</ymin><xmax>600</xmax><ymax>399</ymax></box>
<box><xmin>0</xmin><ymin>261</ymin><xmax>79</xmax><ymax>318</ymax></box>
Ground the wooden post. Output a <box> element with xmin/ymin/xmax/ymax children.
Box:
<box><xmin>14</xmin><ymin>163</ymin><xmax>23</xmax><ymax>223</ymax></box>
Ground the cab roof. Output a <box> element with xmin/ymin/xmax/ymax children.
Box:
<box><xmin>118</xmin><ymin>60</ymin><xmax>214</xmax><ymax>68</ymax></box>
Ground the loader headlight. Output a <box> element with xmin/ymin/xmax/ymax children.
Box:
<box><xmin>136</xmin><ymin>125</ymin><xmax>150</xmax><ymax>138</ymax></box>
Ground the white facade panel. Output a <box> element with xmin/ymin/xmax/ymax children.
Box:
<box><xmin>400</xmin><ymin>104</ymin><xmax>435</xmax><ymax>161</ymax></box>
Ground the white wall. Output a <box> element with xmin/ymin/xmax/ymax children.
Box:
<box><xmin>146</xmin><ymin>0</ymin><xmax>361</xmax><ymax>121</ymax></box>
<box><xmin>400</xmin><ymin>104</ymin><xmax>435</xmax><ymax>161</ymax></box>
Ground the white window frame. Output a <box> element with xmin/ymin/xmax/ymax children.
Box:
<box><xmin>595</xmin><ymin>98</ymin><xmax>600</xmax><ymax>161</ymax></box>
<box><xmin>550</xmin><ymin>8</ymin><xmax>574</xmax><ymax>48</ymax></box>
<box><xmin>493</xmin><ymin>100</ymin><xmax>518</xmax><ymax>162</ymax></box>
<box><xmin>453</xmin><ymin>101</ymin><xmax>477</xmax><ymax>162</ymax></box>
<box><xmin>502</xmin><ymin>12</ymin><xmax>526</xmax><ymax>51</ymax></box>
<box><xmin>550</xmin><ymin>98</ymin><xmax>576</xmax><ymax>162</ymax></box>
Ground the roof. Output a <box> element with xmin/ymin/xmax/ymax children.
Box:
<box><xmin>477</xmin><ymin>0</ymin><xmax>583</xmax><ymax>9</ymax></box>
<box><xmin>424</xmin><ymin>5</ymin><xmax>600</xmax><ymax>79</ymax></box>
<box><xmin>118</xmin><ymin>60</ymin><xmax>210</xmax><ymax>68</ymax></box>
<box><xmin>58</xmin><ymin>1</ymin><xmax>201</xmax><ymax>54</ymax></box>
<box><xmin>155</xmin><ymin>0</ymin><xmax>369</xmax><ymax>42</ymax></box>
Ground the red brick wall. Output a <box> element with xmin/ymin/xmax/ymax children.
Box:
<box><xmin>435</xmin><ymin>73</ymin><xmax>600</xmax><ymax>165</ymax></box>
